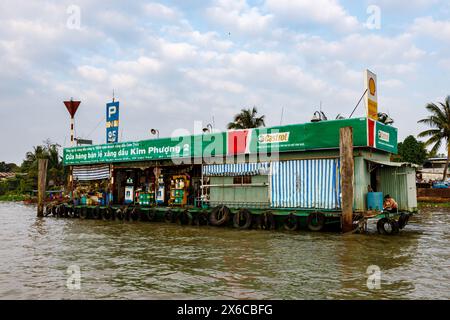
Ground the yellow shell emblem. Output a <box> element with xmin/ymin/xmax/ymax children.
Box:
<box><xmin>369</xmin><ymin>77</ymin><xmax>376</xmax><ymax>96</ymax></box>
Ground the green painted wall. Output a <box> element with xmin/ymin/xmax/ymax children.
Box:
<box><xmin>209</xmin><ymin>175</ymin><xmax>269</xmax><ymax>207</ymax></box>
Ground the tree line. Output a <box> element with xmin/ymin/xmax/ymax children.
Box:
<box><xmin>0</xmin><ymin>140</ymin><xmax>66</xmax><ymax>197</ymax></box>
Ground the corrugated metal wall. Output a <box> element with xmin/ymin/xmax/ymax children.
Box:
<box><xmin>270</xmin><ymin>159</ymin><xmax>341</xmax><ymax>209</ymax></box>
<box><xmin>203</xmin><ymin>162</ymin><xmax>269</xmax><ymax>176</ymax></box>
<box><xmin>379</xmin><ymin>166</ymin><xmax>417</xmax><ymax>212</ymax></box>
<box><xmin>73</xmin><ymin>165</ymin><xmax>110</xmax><ymax>181</ymax></box>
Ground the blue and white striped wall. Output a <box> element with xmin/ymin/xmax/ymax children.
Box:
<box><xmin>203</xmin><ymin>162</ymin><xmax>270</xmax><ymax>176</ymax></box>
<box><xmin>270</xmin><ymin>159</ymin><xmax>341</xmax><ymax>209</ymax></box>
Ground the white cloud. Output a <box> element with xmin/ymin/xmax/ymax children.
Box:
<box><xmin>296</xmin><ymin>33</ymin><xmax>425</xmax><ymax>71</ymax></box>
<box><xmin>143</xmin><ymin>2</ymin><xmax>182</xmax><ymax>21</ymax></box>
<box><xmin>411</xmin><ymin>16</ymin><xmax>450</xmax><ymax>42</ymax></box>
<box><xmin>77</xmin><ymin>65</ymin><xmax>107</xmax><ymax>82</ymax></box>
<box><xmin>265</xmin><ymin>0</ymin><xmax>360</xmax><ymax>32</ymax></box>
<box><xmin>206</xmin><ymin>0</ymin><xmax>273</xmax><ymax>35</ymax></box>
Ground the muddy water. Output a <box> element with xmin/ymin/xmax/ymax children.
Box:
<box><xmin>0</xmin><ymin>202</ymin><xmax>448</xmax><ymax>299</ymax></box>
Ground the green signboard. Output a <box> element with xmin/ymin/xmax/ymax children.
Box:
<box><xmin>63</xmin><ymin>117</ymin><xmax>397</xmax><ymax>166</ymax></box>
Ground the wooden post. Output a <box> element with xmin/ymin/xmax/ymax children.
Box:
<box><xmin>340</xmin><ymin>127</ymin><xmax>354</xmax><ymax>233</ymax></box>
<box><xmin>37</xmin><ymin>158</ymin><xmax>48</xmax><ymax>217</ymax></box>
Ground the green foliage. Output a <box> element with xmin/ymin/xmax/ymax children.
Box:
<box><xmin>0</xmin><ymin>162</ymin><xmax>18</xmax><ymax>172</ymax></box>
<box><xmin>227</xmin><ymin>107</ymin><xmax>266</xmax><ymax>129</ymax></box>
<box><xmin>395</xmin><ymin>135</ymin><xmax>427</xmax><ymax>165</ymax></box>
<box><xmin>0</xmin><ymin>139</ymin><xmax>65</xmax><ymax>197</ymax></box>
<box><xmin>418</xmin><ymin>96</ymin><xmax>450</xmax><ymax>180</ymax></box>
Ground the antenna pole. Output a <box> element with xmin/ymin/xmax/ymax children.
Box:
<box><xmin>349</xmin><ymin>89</ymin><xmax>368</xmax><ymax>118</ymax></box>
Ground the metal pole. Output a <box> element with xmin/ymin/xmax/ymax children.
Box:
<box><xmin>70</xmin><ymin>116</ymin><xmax>75</xmax><ymax>146</ymax></box>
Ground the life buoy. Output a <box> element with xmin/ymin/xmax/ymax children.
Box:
<box><xmin>377</xmin><ymin>218</ymin><xmax>399</xmax><ymax>235</ymax></box>
<box><xmin>177</xmin><ymin>210</ymin><xmax>192</xmax><ymax>225</ymax></box>
<box><xmin>283</xmin><ymin>213</ymin><xmax>298</xmax><ymax>231</ymax></box>
<box><xmin>209</xmin><ymin>205</ymin><xmax>231</xmax><ymax>226</ymax></box>
<box><xmin>233</xmin><ymin>209</ymin><xmax>252</xmax><ymax>229</ymax></box>
<box><xmin>307</xmin><ymin>212</ymin><xmax>326</xmax><ymax>232</ymax></box>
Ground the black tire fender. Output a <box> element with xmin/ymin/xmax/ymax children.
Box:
<box><xmin>307</xmin><ymin>212</ymin><xmax>326</xmax><ymax>232</ymax></box>
<box><xmin>209</xmin><ymin>205</ymin><xmax>231</xmax><ymax>226</ymax></box>
<box><xmin>259</xmin><ymin>211</ymin><xmax>275</xmax><ymax>230</ymax></box>
<box><xmin>116</xmin><ymin>208</ymin><xmax>125</xmax><ymax>221</ymax></box>
<box><xmin>67</xmin><ymin>206</ymin><xmax>75</xmax><ymax>218</ymax></box>
<box><xmin>164</xmin><ymin>209</ymin><xmax>174</xmax><ymax>223</ymax></box>
<box><xmin>398</xmin><ymin>213</ymin><xmax>410</xmax><ymax>229</ymax></box>
<box><xmin>80</xmin><ymin>206</ymin><xmax>88</xmax><ymax>219</ymax></box>
<box><xmin>377</xmin><ymin>218</ymin><xmax>400</xmax><ymax>235</ymax></box>
<box><xmin>177</xmin><ymin>210</ymin><xmax>192</xmax><ymax>225</ymax></box>
<box><xmin>130</xmin><ymin>206</ymin><xmax>140</xmax><ymax>221</ymax></box>
<box><xmin>51</xmin><ymin>205</ymin><xmax>58</xmax><ymax>217</ymax></box>
<box><xmin>44</xmin><ymin>205</ymin><xmax>52</xmax><ymax>217</ymax></box>
<box><xmin>283</xmin><ymin>213</ymin><xmax>298</xmax><ymax>231</ymax></box>
<box><xmin>92</xmin><ymin>206</ymin><xmax>100</xmax><ymax>219</ymax></box>
<box><xmin>104</xmin><ymin>206</ymin><xmax>113</xmax><ymax>220</ymax></box>
<box><xmin>233</xmin><ymin>209</ymin><xmax>252</xmax><ymax>229</ymax></box>
<box><xmin>145</xmin><ymin>208</ymin><xmax>156</xmax><ymax>222</ymax></box>
<box><xmin>194</xmin><ymin>210</ymin><xmax>209</xmax><ymax>226</ymax></box>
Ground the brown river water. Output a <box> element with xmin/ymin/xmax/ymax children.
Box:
<box><xmin>0</xmin><ymin>202</ymin><xmax>448</xmax><ymax>299</ymax></box>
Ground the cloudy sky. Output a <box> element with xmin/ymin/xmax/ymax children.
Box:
<box><xmin>1</xmin><ymin>0</ymin><xmax>449</xmax><ymax>164</ymax></box>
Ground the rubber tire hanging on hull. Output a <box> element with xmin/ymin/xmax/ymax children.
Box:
<box><xmin>145</xmin><ymin>208</ymin><xmax>156</xmax><ymax>222</ymax></box>
<box><xmin>256</xmin><ymin>211</ymin><xmax>275</xmax><ymax>230</ymax></box>
<box><xmin>397</xmin><ymin>213</ymin><xmax>410</xmax><ymax>229</ymax></box>
<box><xmin>209</xmin><ymin>205</ymin><xmax>231</xmax><ymax>226</ymax></box>
<box><xmin>130</xmin><ymin>207</ymin><xmax>140</xmax><ymax>221</ymax></box>
<box><xmin>377</xmin><ymin>218</ymin><xmax>400</xmax><ymax>235</ymax></box>
<box><xmin>193</xmin><ymin>210</ymin><xmax>209</xmax><ymax>226</ymax></box>
<box><xmin>307</xmin><ymin>212</ymin><xmax>326</xmax><ymax>231</ymax></box>
<box><xmin>165</xmin><ymin>210</ymin><xmax>175</xmax><ymax>223</ymax></box>
<box><xmin>116</xmin><ymin>208</ymin><xmax>125</xmax><ymax>221</ymax></box>
<box><xmin>80</xmin><ymin>207</ymin><xmax>88</xmax><ymax>219</ymax></box>
<box><xmin>44</xmin><ymin>205</ymin><xmax>52</xmax><ymax>217</ymax></box>
<box><xmin>177</xmin><ymin>210</ymin><xmax>192</xmax><ymax>225</ymax></box>
<box><xmin>283</xmin><ymin>213</ymin><xmax>298</xmax><ymax>231</ymax></box>
<box><xmin>92</xmin><ymin>206</ymin><xmax>100</xmax><ymax>220</ymax></box>
<box><xmin>233</xmin><ymin>209</ymin><xmax>252</xmax><ymax>229</ymax></box>
<box><xmin>103</xmin><ymin>207</ymin><xmax>113</xmax><ymax>220</ymax></box>
<box><xmin>67</xmin><ymin>206</ymin><xmax>75</xmax><ymax>218</ymax></box>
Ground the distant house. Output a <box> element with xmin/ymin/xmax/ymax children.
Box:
<box><xmin>417</xmin><ymin>157</ymin><xmax>449</xmax><ymax>181</ymax></box>
<box><xmin>0</xmin><ymin>172</ymin><xmax>16</xmax><ymax>181</ymax></box>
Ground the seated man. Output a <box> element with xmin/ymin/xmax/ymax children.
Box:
<box><xmin>383</xmin><ymin>194</ymin><xmax>398</xmax><ymax>213</ymax></box>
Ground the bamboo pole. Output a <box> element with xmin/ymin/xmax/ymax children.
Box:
<box><xmin>340</xmin><ymin>127</ymin><xmax>354</xmax><ymax>233</ymax></box>
<box><xmin>37</xmin><ymin>158</ymin><xmax>48</xmax><ymax>217</ymax></box>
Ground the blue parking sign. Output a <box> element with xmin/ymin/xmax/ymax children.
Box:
<box><xmin>106</xmin><ymin>101</ymin><xmax>119</xmax><ymax>143</ymax></box>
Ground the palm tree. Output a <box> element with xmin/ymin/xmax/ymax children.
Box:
<box><xmin>227</xmin><ymin>107</ymin><xmax>266</xmax><ymax>129</ymax></box>
<box><xmin>418</xmin><ymin>96</ymin><xmax>450</xmax><ymax>180</ymax></box>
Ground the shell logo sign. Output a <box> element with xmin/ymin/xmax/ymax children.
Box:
<box><xmin>365</xmin><ymin>69</ymin><xmax>378</xmax><ymax>121</ymax></box>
